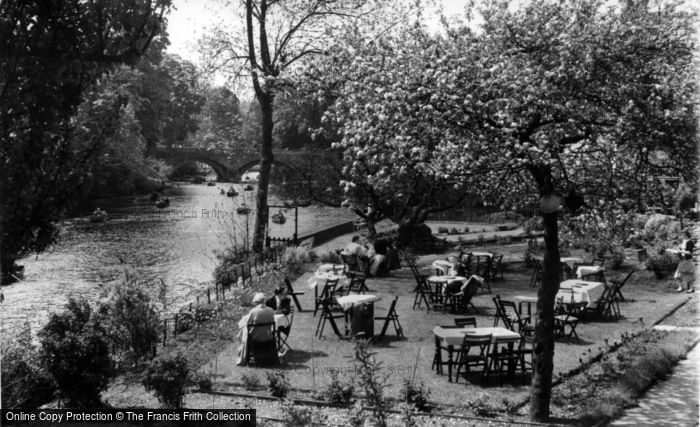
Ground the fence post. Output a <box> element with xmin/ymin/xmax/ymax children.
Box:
<box><xmin>163</xmin><ymin>318</ymin><xmax>168</xmax><ymax>345</ymax></box>
<box><xmin>207</xmin><ymin>289</ymin><xmax>211</xmax><ymax>304</ymax></box>
<box><xmin>174</xmin><ymin>314</ymin><xmax>178</xmax><ymax>337</ymax></box>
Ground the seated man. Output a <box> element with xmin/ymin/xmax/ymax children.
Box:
<box><xmin>367</xmin><ymin>238</ymin><xmax>388</xmax><ymax>276</ymax></box>
<box><xmin>266</xmin><ymin>285</ymin><xmax>292</xmax><ymax>315</ymax></box>
<box><xmin>236</xmin><ymin>292</ymin><xmax>277</xmax><ymax>366</ymax></box>
<box><xmin>341</xmin><ymin>235</ymin><xmax>368</xmax><ymax>271</ymax></box>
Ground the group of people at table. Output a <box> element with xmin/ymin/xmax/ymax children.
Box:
<box><xmin>236</xmin><ymin>235</ymin><xmax>394</xmax><ymax>365</ymax></box>
<box><xmin>236</xmin><ymin>232</ymin><xmax>695</xmax><ymax>372</ymax></box>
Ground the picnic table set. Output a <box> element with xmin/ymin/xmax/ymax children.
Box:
<box><xmin>239</xmin><ymin>244</ymin><xmax>630</xmax><ymax>382</ymax></box>
<box><xmin>310</xmin><ymin>263</ymin><xmax>389</xmax><ymax>340</ymax></box>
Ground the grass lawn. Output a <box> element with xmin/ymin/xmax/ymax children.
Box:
<box><xmin>203</xmin><ymin>254</ymin><xmax>687</xmax><ymax>409</ymax></box>
<box><xmin>102</xmin><ymin>247</ymin><xmax>692</xmax><ymax>423</ymax></box>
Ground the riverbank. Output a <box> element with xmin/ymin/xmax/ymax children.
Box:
<box><xmin>1</xmin><ymin>184</ymin><xmax>354</xmax><ymax>338</ymax></box>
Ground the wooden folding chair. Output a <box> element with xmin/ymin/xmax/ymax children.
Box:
<box><xmin>581</xmin><ymin>286</ymin><xmax>618</xmax><ymax>321</ymax></box>
<box><xmin>346</xmin><ymin>275</ymin><xmax>369</xmax><ymax>294</ymax></box>
<box><xmin>451</xmin><ymin>278</ymin><xmax>481</xmax><ymax>314</ymax></box>
<box><xmin>499</xmin><ymin>300</ymin><xmax>534</xmax><ymax>336</ymax></box>
<box><xmin>314</xmin><ymin>278</ymin><xmax>339</xmax><ymax>316</ymax></box>
<box><xmin>277</xmin><ymin>314</ymin><xmax>294</xmax><ymax>352</ymax></box>
<box><xmin>486</xmin><ymin>335</ymin><xmax>525</xmax><ymax>385</ymax></box>
<box><xmin>246</xmin><ymin>322</ymin><xmax>279</xmax><ymax>367</ymax></box>
<box><xmin>315</xmin><ymin>298</ymin><xmax>346</xmax><ymax>339</ymax></box>
<box><xmin>427</xmin><ymin>277</ymin><xmax>450</xmax><ymax>312</ymax></box>
<box><xmin>412</xmin><ymin>275</ymin><xmax>431</xmax><ymax>312</ymax></box>
<box><xmin>285</xmin><ymin>277</ymin><xmax>304</xmax><ymax>312</ymax></box>
<box><xmin>492</xmin><ymin>295</ymin><xmax>510</xmax><ymax>328</ymax></box>
<box><xmin>454</xmin><ymin>316</ymin><xmax>477</xmax><ymax>328</ymax></box>
<box><xmin>530</xmin><ymin>258</ymin><xmax>543</xmax><ymax>288</ymax></box>
<box><xmin>490</xmin><ymin>254</ymin><xmax>505</xmax><ymax>281</ymax></box>
<box><xmin>454</xmin><ymin>332</ymin><xmax>492</xmax><ymax>383</ymax></box>
<box><xmin>610</xmin><ymin>270</ymin><xmax>634</xmax><ymax>302</ymax></box>
<box><xmin>554</xmin><ymin>300</ymin><xmax>585</xmax><ymax>343</ymax></box>
<box><xmin>375</xmin><ymin>296</ymin><xmax>404</xmax><ymax>341</ymax></box>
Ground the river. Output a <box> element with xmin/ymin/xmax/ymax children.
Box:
<box><xmin>0</xmin><ymin>183</ymin><xmax>354</xmax><ymax>337</ymax></box>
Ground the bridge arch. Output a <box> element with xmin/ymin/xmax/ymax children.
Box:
<box><xmin>170</xmin><ymin>158</ymin><xmax>233</xmax><ymax>181</ymax></box>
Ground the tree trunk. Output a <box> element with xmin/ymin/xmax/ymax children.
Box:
<box><xmin>529</xmin><ymin>210</ymin><xmax>560</xmax><ymax>421</ymax></box>
<box><xmin>252</xmin><ymin>95</ymin><xmax>274</xmax><ymax>252</ymax></box>
<box><xmin>365</xmin><ymin>217</ymin><xmax>377</xmax><ymax>238</ymax></box>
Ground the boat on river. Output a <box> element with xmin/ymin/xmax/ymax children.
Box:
<box><xmin>156</xmin><ymin>198</ymin><xmax>170</xmax><ymax>209</ymax></box>
<box><xmin>89</xmin><ymin>207</ymin><xmax>108</xmax><ymax>223</ymax></box>
<box><xmin>236</xmin><ymin>205</ymin><xmax>251</xmax><ymax>215</ymax></box>
<box><xmin>271</xmin><ymin>211</ymin><xmax>286</xmax><ymax>224</ymax></box>
<box><xmin>207</xmin><ymin>180</ymin><xmax>216</xmax><ymax>186</ymax></box>
<box><xmin>243</xmin><ymin>184</ymin><xmax>254</xmax><ymax>191</ymax></box>
<box><xmin>227</xmin><ymin>186</ymin><xmax>239</xmax><ymax>197</ymax></box>
<box><xmin>220</xmin><ymin>188</ymin><xmax>225</xmax><ymax>195</ymax></box>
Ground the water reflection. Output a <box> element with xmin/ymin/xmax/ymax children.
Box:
<box><xmin>0</xmin><ymin>184</ymin><xmax>353</xmax><ymax>336</ymax></box>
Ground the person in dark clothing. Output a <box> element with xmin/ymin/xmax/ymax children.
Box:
<box><xmin>675</xmin><ymin>230</ymin><xmax>696</xmax><ymax>293</ymax></box>
<box><xmin>266</xmin><ymin>285</ymin><xmax>292</xmax><ymax>314</ymax></box>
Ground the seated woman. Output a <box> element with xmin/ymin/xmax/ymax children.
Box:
<box><xmin>236</xmin><ymin>292</ymin><xmax>278</xmax><ymax>366</ymax></box>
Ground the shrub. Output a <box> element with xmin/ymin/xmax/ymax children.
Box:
<box><xmin>610</xmin><ymin>250</ymin><xmax>626</xmax><ymax>270</ymax></box>
<box><xmin>192</xmin><ymin>304</ymin><xmax>217</xmax><ymax>324</ymax></box>
<box><xmin>195</xmin><ymin>373</ymin><xmax>213</xmax><ymax>392</ymax></box>
<box><xmin>316</xmin><ymin>249</ymin><xmax>341</xmax><ymax>264</ymax></box>
<box><xmin>99</xmin><ymin>272</ymin><xmax>160</xmax><ymax>366</ymax></box>
<box><xmin>1</xmin><ymin>323</ymin><xmax>56</xmax><ymax>409</ymax></box>
<box><xmin>174</xmin><ymin>311</ymin><xmax>194</xmax><ymax>334</ymax></box>
<box><xmin>241</xmin><ymin>372</ymin><xmax>261</xmax><ymax>391</ymax></box>
<box><xmin>645</xmin><ymin>253</ymin><xmax>678</xmax><ymax>279</ymax></box>
<box><xmin>463</xmin><ymin>227</ymin><xmax>470</xmax><ymax>233</ymax></box>
<box><xmin>437</xmin><ymin>226</ymin><xmax>449</xmax><ymax>234</ymax></box>
<box><xmin>282</xmin><ymin>399</ymin><xmax>313</xmax><ymax>426</ymax></box>
<box><xmin>449</xmin><ymin>227</ymin><xmax>459</xmax><ymax>235</ymax></box>
<box><xmin>353</xmin><ymin>339</ymin><xmax>387</xmax><ymax>426</ymax></box>
<box><xmin>213</xmin><ymin>246</ymin><xmax>249</xmax><ymax>288</ymax></box>
<box><xmin>39</xmin><ymin>298</ymin><xmax>114</xmax><ymax>408</ymax></box>
<box><xmin>267</xmin><ymin>371</ymin><xmax>290</xmax><ymax>398</ymax></box>
<box><xmin>142</xmin><ymin>353</ymin><xmax>190</xmax><ymax>408</ymax></box>
<box><xmin>279</xmin><ymin>246</ymin><xmax>314</xmax><ymax>277</ymax></box>
<box><xmin>401</xmin><ymin>379</ymin><xmax>430</xmax><ymax>412</ymax></box>
<box><xmin>325</xmin><ymin>373</ymin><xmax>354</xmax><ymax>404</ymax></box>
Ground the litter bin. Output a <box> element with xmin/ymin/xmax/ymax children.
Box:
<box><xmin>350</xmin><ymin>303</ymin><xmax>374</xmax><ymax>338</ymax></box>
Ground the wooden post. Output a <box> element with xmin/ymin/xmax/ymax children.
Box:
<box><xmin>207</xmin><ymin>289</ymin><xmax>211</xmax><ymax>304</ymax></box>
<box><xmin>174</xmin><ymin>314</ymin><xmax>178</xmax><ymax>337</ymax></box>
<box><xmin>163</xmin><ymin>319</ymin><xmax>168</xmax><ymax>345</ymax></box>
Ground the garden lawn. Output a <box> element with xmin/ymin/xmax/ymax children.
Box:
<box><xmin>188</xmin><ymin>254</ymin><xmax>688</xmax><ymax>416</ymax></box>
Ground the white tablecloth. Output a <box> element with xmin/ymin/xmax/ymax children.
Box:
<box><xmin>433</xmin><ymin>326</ymin><xmax>520</xmax><ymax>346</ymax></box>
<box><xmin>432</xmin><ymin>260</ymin><xmax>456</xmax><ymax>275</ymax></box>
<box><xmin>308</xmin><ymin>271</ymin><xmax>348</xmax><ymax>290</ymax></box>
<box><xmin>318</xmin><ymin>263</ymin><xmax>346</xmax><ymax>274</ymax></box>
<box><xmin>335</xmin><ymin>294</ymin><xmax>381</xmax><ymax>311</ymax></box>
<box><xmin>471</xmin><ymin>251</ymin><xmax>493</xmax><ymax>258</ymax></box>
<box><xmin>559</xmin><ymin>280</ymin><xmax>605</xmax><ymax>307</ymax></box>
<box><xmin>576</xmin><ymin>265</ymin><xmax>605</xmax><ymax>279</ymax></box>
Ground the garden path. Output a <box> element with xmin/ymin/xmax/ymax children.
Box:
<box><xmin>610</xmin><ymin>331</ymin><xmax>699</xmax><ymax>426</ymax></box>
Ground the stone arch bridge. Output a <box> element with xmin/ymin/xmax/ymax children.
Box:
<box><xmin>152</xmin><ymin>146</ymin><xmax>322</xmax><ymax>181</ymax></box>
